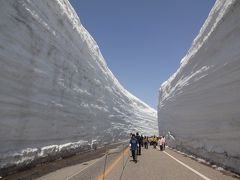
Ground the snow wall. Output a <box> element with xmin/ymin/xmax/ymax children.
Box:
<box><xmin>0</xmin><ymin>0</ymin><xmax>158</xmax><ymax>173</ymax></box>
<box><xmin>158</xmin><ymin>0</ymin><xmax>240</xmax><ymax>174</ymax></box>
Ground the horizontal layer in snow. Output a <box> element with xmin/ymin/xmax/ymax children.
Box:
<box><xmin>158</xmin><ymin>0</ymin><xmax>240</xmax><ymax>174</ymax></box>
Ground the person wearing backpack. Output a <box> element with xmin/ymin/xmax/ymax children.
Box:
<box><xmin>135</xmin><ymin>132</ymin><xmax>142</xmax><ymax>155</ymax></box>
<box><xmin>129</xmin><ymin>134</ymin><xmax>138</xmax><ymax>162</ymax></box>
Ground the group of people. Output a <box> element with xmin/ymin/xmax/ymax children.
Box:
<box><xmin>129</xmin><ymin>133</ymin><xmax>166</xmax><ymax>162</ymax></box>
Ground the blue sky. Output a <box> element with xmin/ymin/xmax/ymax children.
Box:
<box><xmin>70</xmin><ymin>0</ymin><xmax>215</xmax><ymax>109</ymax></box>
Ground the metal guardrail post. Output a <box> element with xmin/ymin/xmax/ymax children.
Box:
<box><xmin>120</xmin><ymin>142</ymin><xmax>129</xmax><ymax>180</ymax></box>
<box><xmin>123</xmin><ymin>144</ymin><xmax>125</xmax><ymax>171</ymax></box>
<box><xmin>102</xmin><ymin>144</ymin><xmax>108</xmax><ymax>180</ymax></box>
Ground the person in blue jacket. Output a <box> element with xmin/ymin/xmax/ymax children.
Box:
<box><xmin>129</xmin><ymin>134</ymin><xmax>138</xmax><ymax>162</ymax></box>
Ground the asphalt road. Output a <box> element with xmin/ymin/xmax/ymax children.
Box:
<box><xmin>37</xmin><ymin>145</ymin><xmax>128</xmax><ymax>180</ymax></box>
<box><xmin>115</xmin><ymin>147</ymin><xmax>239</xmax><ymax>180</ymax></box>
<box><xmin>35</xmin><ymin>145</ymin><xmax>239</xmax><ymax>180</ymax></box>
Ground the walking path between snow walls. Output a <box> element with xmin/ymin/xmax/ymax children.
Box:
<box><xmin>158</xmin><ymin>0</ymin><xmax>240</xmax><ymax>174</ymax></box>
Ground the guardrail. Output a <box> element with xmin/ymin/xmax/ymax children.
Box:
<box><xmin>69</xmin><ymin>142</ymin><xmax>129</xmax><ymax>180</ymax></box>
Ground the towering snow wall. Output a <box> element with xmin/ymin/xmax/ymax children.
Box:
<box><xmin>158</xmin><ymin>0</ymin><xmax>240</xmax><ymax>173</ymax></box>
<box><xmin>0</xmin><ymin>0</ymin><xmax>158</xmax><ymax>171</ymax></box>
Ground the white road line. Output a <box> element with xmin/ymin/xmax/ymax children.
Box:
<box><xmin>163</xmin><ymin>151</ymin><xmax>211</xmax><ymax>180</ymax></box>
<box><xmin>66</xmin><ymin>156</ymin><xmax>104</xmax><ymax>180</ymax></box>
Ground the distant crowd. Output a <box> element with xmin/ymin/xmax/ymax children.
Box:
<box><xmin>129</xmin><ymin>132</ymin><xmax>166</xmax><ymax>162</ymax></box>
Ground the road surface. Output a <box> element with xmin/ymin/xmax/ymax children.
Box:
<box><xmin>36</xmin><ymin>146</ymin><xmax>239</xmax><ymax>180</ymax></box>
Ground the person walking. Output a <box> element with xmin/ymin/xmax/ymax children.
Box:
<box><xmin>143</xmin><ymin>136</ymin><xmax>148</xmax><ymax>149</ymax></box>
<box><xmin>129</xmin><ymin>134</ymin><xmax>138</xmax><ymax>162</ymax></box>
<box><xmin>140</xmin><ymin>135</ymin><xmax>144</xmax><ymax>147</ymax></box>
<box><xmin>158</xmin><ymin>136</ymin><xmax>163</xmax><ymax>151</ymax></box>
<box><xmin>135</xmin><ymin>132</ymin><xmax>142</xmax><ymax>155</ymax></box>
<box><xmin>162</xmin><ymin>136</ymin><xmax>166</xmax><ymax>150</ymax></box>
<box><xmin>152</xmin><ymin>135</ymin><xmax>157</xmax><ymax>149</ymax></box>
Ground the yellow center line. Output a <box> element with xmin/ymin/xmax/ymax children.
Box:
<box><xmin>98</xmin><ymin>147</ymin><xmax>129</xmax><ymax>180</ymax></box>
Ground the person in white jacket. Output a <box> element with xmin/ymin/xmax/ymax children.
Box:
<box><xmin>158</xmin><ymin>136</ymin><xmax>163</xmax><ymax>151</ymax></box>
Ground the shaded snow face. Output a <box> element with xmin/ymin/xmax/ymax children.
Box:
<box><xmin>158</xmin><ymin>0</ymin><xmax>240</xmax><ymax>173</ymax></box>
<box><xmin>0</xmin><ymin>0</ymin><xmax>158</xmax><ymax>165</ymax></box>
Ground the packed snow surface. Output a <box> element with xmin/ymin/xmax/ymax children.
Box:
<box><xmin>0</xmin><ymin>0</ymin><xmax>158</xmax><ymax>169</ymax></box>
<box><xmin>158</xmin><ymin>0</ymin><xmax>240</xmax><ymax>173</ymax></box>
